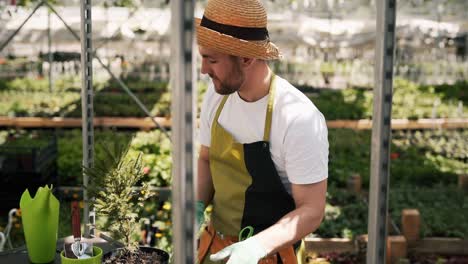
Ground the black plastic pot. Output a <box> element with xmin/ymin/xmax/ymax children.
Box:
<box><xmin>104</xmin><ymin>246</ymin><xmax>169</xmax><ymax>264</ymax></box>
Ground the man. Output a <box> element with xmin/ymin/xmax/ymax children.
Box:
<box><xmin>195</xmin><ymin>0</ymin><xmax>328</xmax><ymax>263</ymax></box>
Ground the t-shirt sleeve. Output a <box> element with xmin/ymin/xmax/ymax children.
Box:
<box><xmin>199</xmin><ymin>84</ymin><xmax>214</xmax><ymax>147</ymax></box>
<box><xmin>284</xmin><ymin>108</ymin><xmax>329</xmax><ymax>184</ymax></box>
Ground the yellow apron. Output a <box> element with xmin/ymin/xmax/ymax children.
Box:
<box><xmin>198</xmin><ymin>75</ymin><xmax>301</xmax><ymax>264</ymax></box>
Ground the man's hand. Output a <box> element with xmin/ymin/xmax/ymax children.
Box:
<box><xmin>209</xmin><ymin>237</ymin><xmax>267</xmax><ymax>264</ymax></box>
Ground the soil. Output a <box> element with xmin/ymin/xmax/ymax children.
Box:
<box><xmin>104</xmin><ymin>249</ymin><xmax>164</xmax><ymax>264</ymax></box>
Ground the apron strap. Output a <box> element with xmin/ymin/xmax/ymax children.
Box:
<box><xmin>210</xmin><ymin>94</ymin><xmax>230</xmax><ymax>141</ymax></box>
<box><xmin>214</xmin><ymin>95</ymin><xmax>229</xmax><ymax>122</ymax></box>
<box><xmin>213</xmin><ymin>74</ymin><xmax>276</xmax><ymax>142</ymax></box>
<box><xmin>263</xmin><ymin>74</ymin><xmax>276</xmax><ymax>142</ymax></box>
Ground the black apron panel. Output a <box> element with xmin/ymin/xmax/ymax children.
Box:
<box><xmin>241</xmin><ymin>141</ymin><xmax>296</xmax><ymax>234</ymax></box>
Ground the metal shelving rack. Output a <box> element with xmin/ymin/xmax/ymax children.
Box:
<box><xmin>170</xmin><ymin>0</ymin><xmax>196</xmax><ymax>262</ymax></box>
<box><xmin>80</xmin><ymin>0</ymin><xmax>95</xmax><ymax>237</ymax></box>
<box><xmin>367</xmin><ymin>0</ymin><xmax>396</xmax><ymax>263</ymax></box>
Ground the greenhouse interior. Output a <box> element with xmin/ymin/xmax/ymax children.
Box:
<box><xmin>0</xmin><ymin>0</ymin><xmax>467</xmax><ymax>263</ymax></box>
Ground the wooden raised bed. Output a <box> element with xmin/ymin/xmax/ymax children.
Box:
<box><xmin>410</xmin><ymin>238</ymin><xmax>468</xmax><ymax>255</ymax></box>
<box><xmin>0</xmin><ymin>117</ymin><xmax>466</xmax><ymax>130</ymax></box>
<box><xmin>304</xmin><ymin>237</ymin><xmax>355</xmax><ymax>254</ymax></box>
<box><xmin>327</xmin><ymin>118</ymin><xmax>468</xmax><ymax>130</ymax></box>
<box><xmin>0</xmin><ymin>117</ymin><xmax>171</xmax><ymax>129</ymax></box>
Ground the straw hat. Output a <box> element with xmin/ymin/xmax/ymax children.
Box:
<box><xmin>196</xmin><ymin>0</ymin><xmax>281</xmax><ymax>60</ymax></box>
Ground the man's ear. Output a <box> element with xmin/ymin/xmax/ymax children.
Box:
<box><xmin>240</xmin><ymin>57</ymin><xmax>255</xmax><ymax>68</ymax></box>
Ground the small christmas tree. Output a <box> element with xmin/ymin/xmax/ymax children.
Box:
<box><xmin>84</xmin><ymin>141</ymin><xmax>153</xmax><ymax>253</ymax></box>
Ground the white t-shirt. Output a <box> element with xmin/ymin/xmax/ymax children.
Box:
<box><xmin>199</xmin><ymin>75</ymin><xmax>328</xmax><ymax>193</ymax></box>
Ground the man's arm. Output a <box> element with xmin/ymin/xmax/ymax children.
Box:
<box><xmin>254</xmin><ymin>179</ymin><xmax>327</xmax><ymax>254</ymax></box>
<box><xmin>197</xmin><ymin>145</ymin><xmax>214</xmax><ymax>206</ymax></box>
<box><xmin>252</xmin><ymin>108</ymin><xmax>329</xmax><ymax>254</ymax></box>
<box><xmin>210</xmin><ymin>179</ymin><xmax>327</xmax><ymax>263</ymax></box>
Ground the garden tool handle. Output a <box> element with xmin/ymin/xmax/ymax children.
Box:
<box><xmin>238</xmin><ymin>226</ymin><xmax>254</xmax><ymax>241</ymax></box>
<box><xmin>71</xmin><ymin>201</ymin><xmax>81</xmax><ymax>239</ymax></box>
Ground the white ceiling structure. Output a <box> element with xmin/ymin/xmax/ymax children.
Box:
<box><xmin>0</xmin><ymin>3</ymin><xmax>466</xmax><ymax>57</ymax></box>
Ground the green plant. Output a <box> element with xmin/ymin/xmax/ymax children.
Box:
<box><xmin>15</xmin><ymin>0</ymin><xmax>57</xmax><ymax>6</ymax></box>
<box><xmin>430</xmin><ymin>80</ymin><xmax>468</xmax><ymax>105</ymax></box>
<box><xmin>390</xmin><ymin>186</ymin><xmax>468</xmax><ymax>238</ymax></box>
<box><xmin>315</xmin><ymin>186</ymin><xmax>368</xmax><ymax>239</ymax></box>
<box><xmin>305</xmin><ymin>78</ymin><xmax>467</xmax><ymax>120</ymax></box>
<box><xmin>83</xmin><ymin>142</ymin><xmax>154</xmax><ymax>252</ymax></box>
<box><xmin>102</xmin><ymin>0</ymin><xmax>140</xmax><ymax>8</ymax></box>
<box><xmin>131</xmin><ymin>130</ymin><xmax>172</xmax><ymax>187</ymax></box>
<box><xmin>57</xmin><ymin>130</ymin><xmax>133</xmax><ymax>186</ymax></box>
<box><xmin>328</xmin><ymin>128</ymin><xmax>465</xmax><ymax>188</ymax></box>
<box><xmin>311</xmin><ymin>89</ymin><xmax>370</xmax><ymax>120</ymax></box>
<box><xmin>320</xmin><ymin>62</ymin><xmax>335</xmax><ymax>75</ymax></box>
<box><xmin>56</xmin><ymin>130</ymin><xmax>171</xmax><ymax>187</ymax></box>
<box><xmin>0</xmin><ymin>91</ymin><xmax>80</xmax><ymax>117</ymax></box>
<box><xmin>316</xmin><ymin>186</ymin><xmax>468</xmax><ymax>239</ymax></box>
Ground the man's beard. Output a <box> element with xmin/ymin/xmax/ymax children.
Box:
<box><xmin>213</xmin><ymin>77</ymin><xmax>243</xmax><ymax>95</ymax></box>
<box><xmin>211</xmin><ymin>62</ymin><xmax>244</xmax><ymax>95</ymax></box>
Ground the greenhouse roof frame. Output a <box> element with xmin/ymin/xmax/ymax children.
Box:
<box><xmin>0</xmin><ymin>1</ymin><xmax>170</xmax><ymax>137</ymax></box>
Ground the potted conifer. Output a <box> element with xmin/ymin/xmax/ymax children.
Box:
<box><xmin>83</xmin><ymin>142</ymin><xmax>169</xmax><ymax>264</ymax></box>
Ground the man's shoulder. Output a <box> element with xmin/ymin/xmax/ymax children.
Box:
<box><xmin>273</xmin><ymin>78</ymin><xmax>328</xmax><ymax>145</ymax></box>
<box><xmin>274</xmin><ymin>75</ymin><xmax>321</xmax><ymax>116</ymax></box>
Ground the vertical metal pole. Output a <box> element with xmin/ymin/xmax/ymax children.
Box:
<box><xmin>171</xmin><ymin>0</ymin><xmax>196</xmax><ymax>262</ymax></box>
<box><xmin>367</xmin><ymin>0</ymin><xmax>396</xmax><ymax>263</ymax></box>
<box><xmin>47</xmin><ymin>8</ymin><xmax>53</xmax><ymax>92</ymax></box>
<box><xmin>80</xmin><ymin>0</ymin><xmax>95</xmax><ymax>237</ymax></box>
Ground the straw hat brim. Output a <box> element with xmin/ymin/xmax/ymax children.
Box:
<box><xmin>195</xmin><ymin>18</ymin><xmax>281</xmax><ymax>60</ymax></box>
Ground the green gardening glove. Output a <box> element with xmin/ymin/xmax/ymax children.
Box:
<box><xmin>196</xmin><ymin>201</ymin><xmax>205</xmax><ymax>231</ymax></box>
<box><xmin>209</xmin><ymin>236</ymin><xmax>268</xmax><ymax>264</ymax></box>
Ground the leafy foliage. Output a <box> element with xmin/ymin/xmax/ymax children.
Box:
<box><xmin>3</xmin><ymin>76</ymin><xmax>464</xmax><ymax>119</ymax></box>
<box><xmin>306</xmin><ymin>78</ymin><xmax>467</xmax><ymax>120</ymax></box>
<box><xmin>14</xmin><ymin>0</ymin><xmax>57</xmax><ymax>7</ymax></box>
<box><xmin>309</xmin><ymin>88</ymin><xmax>370</xmax><ymax>120</ymax></box>
<box><xmin>328</xmin><ymin>129</ymin><xmax>371</xmax><ymax>188</ymax></box>
<box><xmin>393</xmin><ymin>130</ymin><xmax>467</xmax><ymax>162</ymax></box>
<box><xmin>102</xmin><ymin>0</ymin><xmax>140</xmax><ymax>8</ymax></box>
<box><xmin>328</xmin><ymin>129</ymin><xmax>465</xmax><ymax>188</ymax></box>
<box><xmin>57</xmin><ymin>130</ymin><xmax>171</xmax><ymax>187</ymax></box>
<box><xmin>0</xmin><ymin>76</ymin><xmax>170</xmax><ymax>117</ymax></box>
<box><xmin>317</xmin><ymin>186</ymin><xmax>468</xmax><ymax>239</ymax></box>
<box><xmin>57</xmin><ymin>130</ymin><xmax>133</xmax><ymax>185</ymax></box>
<box><xmin>0</xmin><ymin>91</ymin><xmax>80</xmax><ymax>117</ymax></box>
<box><xmin>315</xmin><ymin>187</ymin><xmax>368</xmax><ymax>239</ymax></box>
<box><xmin>130</xmin><ymin>130</ymin><xmax>172</xmax><ymax>187</ymax></box>
<box><xmin>140</xmin><ymin>200</ymin><xmax>173</xmax><ymax>254</ymax></box>
<box><xmin>429</xmin><ymin>80</ymin><xmax>468</xmax><ymax>105</ymax></box>
<box><xmin>0</xmin><ymin>129</ymin><xmax>49</xmax><ymax>148</ymax></box>
<box><xmin>389</xmin><ymin>186</ymin><xmax>468</xmax><ymax>238</ymax></box>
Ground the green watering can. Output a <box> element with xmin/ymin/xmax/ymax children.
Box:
<box><xmin>20</xmin><ymin>185</ymin><xmax>60</xmax><ymax>263</ymax></box>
